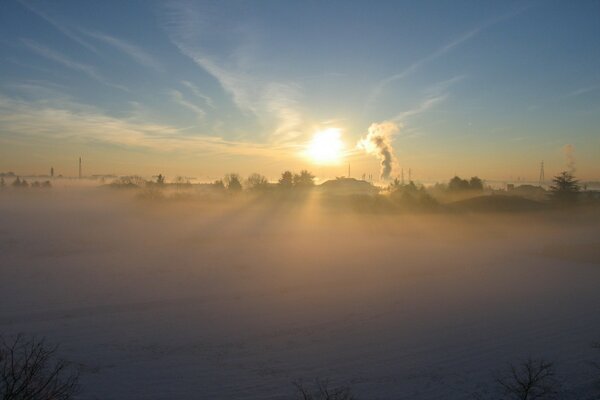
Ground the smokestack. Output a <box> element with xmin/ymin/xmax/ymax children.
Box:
<box><xmin>50</xmin><ymin>167</ymin><xmax>54</xmax><ymax>178</ymax></box>
<box><xmin>78</xmin><ymin>157</ymin><xmax>82</xmax><ymax>179</ymax></box>
<box><xmin>357</xmin><ymin>121</ymin><xmax>400</xmax><ymax>180</ymax></box>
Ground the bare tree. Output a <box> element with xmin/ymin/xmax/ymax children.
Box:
<box><xmin>592</xmin><ymin>341</ymin><xmax>600</xmax><ymax>390</ymax></box>
<box><xmin>293</xmin><ymin>379</ymin><xmax>356</xmax><ymax>400</ymax></box>
<box><xmin>495</xmin><ymin>359</ymin><xmax>558</xmax><ymax>400</ymax></box>
<box><xmin>246</xmin><ymin>173</ymin><xmax>269</xmax><ymax>191</ymax></box>
<box><xmin>0</xmin><ymin>334</ymin><xmax>79</xmax><ymax>400</ymax></box>
<box><xmin>224</xmin><ymin>173</ymin><xmax>242</xmax><ymax>191</ymax></box>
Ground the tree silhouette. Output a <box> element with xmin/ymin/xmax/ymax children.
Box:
<box><xmin>0</xmin><ymin>335</ymin><xmax>79</xmax><ymax>400</ymax></box>
<box><xmin>293</xmin><ymin>170</ymin><xmax>315</xmax><ymax>188</ymax></box>
<box><xmin>495</xmin><ymin>359</ymin><xmax>558</xmax><ymax>400</ymax></box>
<box><xmin>448</xmin><ymin>176</ymin><xmax>470</xmax><ymax>191</ymax></box>
<box><xmin>293</xmin><ymin>379</ymin><xmax>356</xmax><ymax>400</ymax></box>
<box><xmin>469</xmin><ymin>176</ymin><xmax>484</xmax><ymax>191</ymax></box>
<box><xmin>224</xmin><ymin>173</ymin><xmax>242</xmax><ymax>191</ymax></box>
<box><xmin>549</xmin><ymin>171</ymin><xmax>579</xmax><ymax>204</ymax></box>
<box><xmin>156</xmin><ymin>174</ymin><xmax>165</xmax><ymax>185</ymax></box>
<box><xmin>279</xmin><ymin>171</ymin><xmax>294</xmax><ymax>189</ymax></box>
<box><xmin>173</xmin><ymin>176</ymin><xmax>191</xmax><ymax>187</ymax></box>
<box><xmin>592</xmin><ymin>341</ymin><xmax>600</xmax><ymax>389</ymax></box>
<box><xmin>0</xmin><ymin>177</ymin><xmax>5</xmax><ymax>188</ymax></box>
<box><xmin>447</xmin><ymin>176</ymin><xmax>483</xmax><ymax>192</ymax></box>
<box><xmin>246</xmin><ymin>173</ymin><xmax>269</xmax><ymax>190</ymax></box>
<box><xmin>213</xmin><ymin>179</ymin><xmax>225</xmax><ymax>190</ymax></box>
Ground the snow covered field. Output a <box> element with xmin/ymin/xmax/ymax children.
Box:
<box><xmin>1</xmin><ymin>188</ymin><xmax>599</xmax><ymax>399</ymax></box>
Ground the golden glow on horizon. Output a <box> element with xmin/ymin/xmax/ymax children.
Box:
<box><xmin>305</xmin><ymin>128</ymin><xmax>344</xmax><ymax>165</ymax></box>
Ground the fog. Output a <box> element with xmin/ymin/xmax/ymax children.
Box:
<box><xmin>1</xmin><ymin>185</ymin><xmax>600</xmax><ymax>399</ymax></box>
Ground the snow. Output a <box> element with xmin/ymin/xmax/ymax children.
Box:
<box><xmin>1</xmin><ymin>188</ymin><xmax>599</xmax><ymax>399</ymax></box>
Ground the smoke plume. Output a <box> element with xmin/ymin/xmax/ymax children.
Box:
<box><xmin>357</xmin><ymin>121</ymin><xmax>400</xmax><ymax>180</ymax></box>
<box><xmin>563</xmin><ymin>144</ymin><xmax>576</xmax><ymax>173</ymax></box>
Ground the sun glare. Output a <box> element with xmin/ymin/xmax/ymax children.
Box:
<box><xmin>306</xmin><ymin>128</ymin><xmax>344</xmax><ymax>165</ymax></box>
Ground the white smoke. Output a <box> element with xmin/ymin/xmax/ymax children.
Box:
<box><xmin>563</xmin><ymin>144</ymin><xmax>576</xmax><ymax>173</ymax></box>
<box><xmin>357</xmin><ymin>121</ymin><xmax>400</xmax><ymax>180</ymax></box>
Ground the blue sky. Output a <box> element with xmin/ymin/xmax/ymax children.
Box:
<box><xmin>0</xmin><ymin>0</ymin><xmax>598</xmax><ymax>181</ymax></box>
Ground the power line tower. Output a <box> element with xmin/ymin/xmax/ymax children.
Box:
<box><xmin>538</xmin><ymin>161</ymin><xmax>545</xmax><ymax>186</ymax></box>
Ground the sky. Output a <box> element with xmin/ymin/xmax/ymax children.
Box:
<box><xmin>0</xmin><ymin>0</ymin><xmax>599</xmax><ymax>182</ymax></box>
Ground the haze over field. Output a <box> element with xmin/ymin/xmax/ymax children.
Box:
<box><xmin>1</xmin><ymin>1</ymin><xmax>600</xmax><ymax>399</ymax></box>
<box><xmin>1</xmin><ymin>185</ymin><xmax>600</xmax><ymax>399</ymax></box>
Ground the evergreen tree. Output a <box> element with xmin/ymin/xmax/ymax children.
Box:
<box><xmin>549</xmin><ymin>171</ymin><xmax>580</xmax><ymax>204</ymax></box>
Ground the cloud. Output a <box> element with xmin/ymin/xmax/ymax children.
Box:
<box><xmin>21</xmin><ymin>39</ymin><xmax>128</xmax><ymax>92</ymax></box>
<box><xmin>391</xmin><ymin>95</ymin><xmax>447</xmax><ymax>122</ymax></box>
<box><xmin>366</xmin><ymin>30</ymin><xmax>477</xmax><ymax>108</ymax></box>
<box><xmin>181</xmin><ymin>80</ymin><xmax>215</xmax><ymax>108</ymax></box>
<box><xmin>161</xmin><ymin>0</ymin><xmax>305</xmax><ymax>142</ymax></box>
<box><xmin>18</xmin><ymin>0</ymin><xmax>99</xmax><ymax>53</ymax></box>
<box><xmin>0</xmin><ymin>93</ymin><xmax>296</xmax><ymax>158</ymax></box>
<box><xmin>366</xmin><ymin>4</ymin><xmax>532</xmax><ymax>108</ymax></box>
<box><xmin>82</xmin><ymin>31</ymin><xmax>163</xmax><ymax>72</ymax></box>
<box><xmin>564</xmin><ymin>84</ymin><xmax>600</xmax><ymax>99</ymax></box>
<box><xmin>170</xmin><ymin>90</ymin><xmax>205</xmax><ymax>119</ymax></box>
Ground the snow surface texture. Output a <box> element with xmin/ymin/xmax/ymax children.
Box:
<box><xmin>1</xmin><ymin>187</ymin><xmax>599</xmax><ymax>399</ymax></box>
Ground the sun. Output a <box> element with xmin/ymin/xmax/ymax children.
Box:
<box><xmin>305</xmin><ymin>128</ymin><xmax>344</xmax><ymax>165</ymax></box>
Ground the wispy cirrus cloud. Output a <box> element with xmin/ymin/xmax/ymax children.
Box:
<box><xmin>162</xmin><ymin>0</ymin><xmax>306</xmax><ymax>143</ymax></box>
<box><xmin>0</xmin><ymin>92</ymin><xmax>297</xmax><ymax>158</ymax></box>
<box><xmin>18</xmin><ymin>0</ymin><xmax>99</xmax><ymax>53</ymax></box>
<box><xmin>82</xmin><ymin>30</ymin><xmax>163</xmax><ymax>72</ymax></box>
<box><xmin>170</xmin><ymin>89</ymin><xmax>205</xmax><ymax>119</ymax></box>
<box><xmin>21</xmin><ymin>39</ymin><xmax>128</xmax><ymax>92</ymax></box>
<box><xmin>367</xmin><ymin>30</ymin><xmax>478</xmax><ymax>108</ymax></box>
<box><xmin>564</xmin><ymin>84</ymin><xmax>600</xmax><ymax>99</ymax></box>
<box><xmin>390</xmin><ymin>75</ymin><xmax>464</xmax><ymax>122</ymax></box>
<box><xmin>181</xmin><ymin>80</ymin><xmax>214</xmax><ymax>108</ymax></box>
<box><xmin>391</xmin><ymin>95</ymin><xmax>447</xmax><ymax>122</ymax></box>
<box><xmin>367</xmin><ymin>5</ymin><xmax>533</xmax><ymax>108</ymax></box>
<box><xmin>21</xmin><ymin>1</ymin><xmax>162</xmax><ymax>73</ymax></box>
